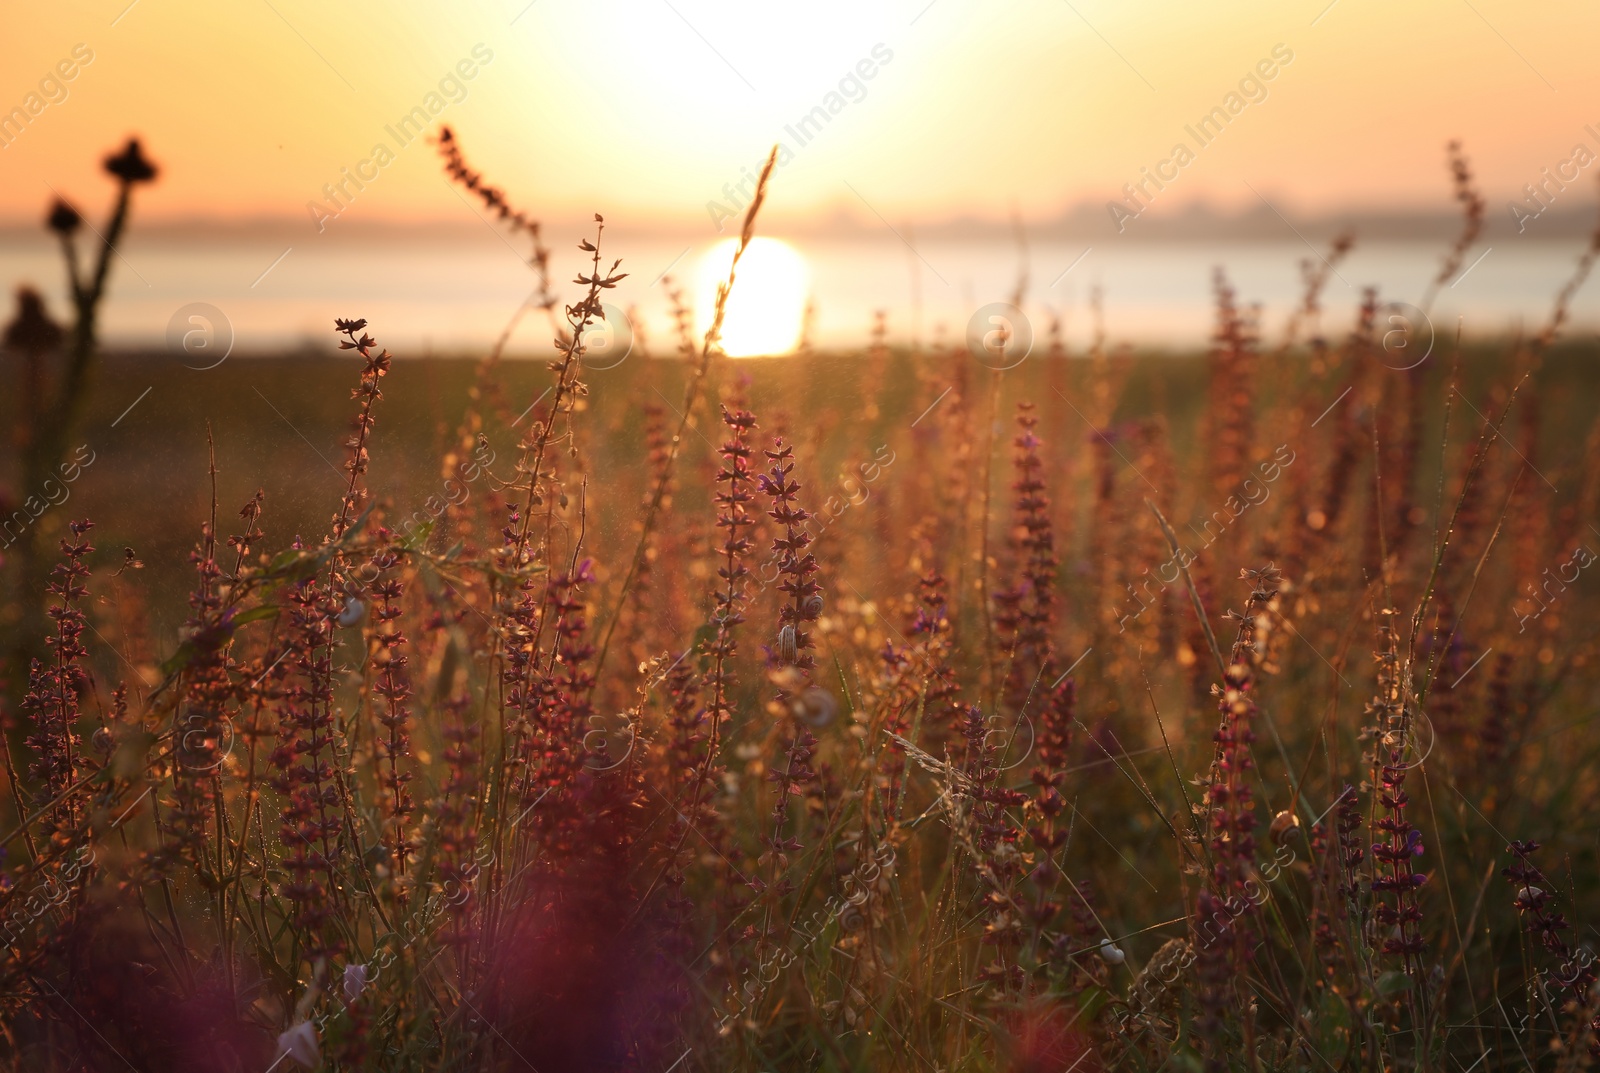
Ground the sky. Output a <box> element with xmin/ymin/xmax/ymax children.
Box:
<box><xmin>3</xmin><ymin>0</ymin><xmax>1598</xmax><ymax>233</ymax></box>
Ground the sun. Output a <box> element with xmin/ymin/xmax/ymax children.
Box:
<box><xmin>694</xmin><ymin>237</ymin><xmax>810</xmax><ymax>358</ymax></box>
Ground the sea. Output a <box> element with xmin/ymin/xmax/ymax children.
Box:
<box><xmin>0</xmin><ymin>225</ymin><xmax>1593</xmax><ymax>358</ymax></box>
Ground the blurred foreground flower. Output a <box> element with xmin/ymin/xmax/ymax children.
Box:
<box><xmin>344</xmin><ymin>962</ymin><xmax>369</xmax><ymax>1002</ymax></box>
<box><xmin>277</xmin><ymin>1021</ymin><xmax>320</xmax><ymax>1068</ymax></box>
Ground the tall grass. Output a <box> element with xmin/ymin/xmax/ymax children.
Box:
<box><xmin>3</xmin><ymin>143</ymin><xmax>1600</xmax><ymax>1073</ymax></box>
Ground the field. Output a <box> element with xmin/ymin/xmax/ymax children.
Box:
<box><xmin>5</xmin><ymin>149</ymin><xmax>1600</xmax><ymax>1073</ymax></box>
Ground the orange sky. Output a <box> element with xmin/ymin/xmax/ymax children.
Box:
<box><xmin>4</xmin><ymin>0</ymin><xmax>1599</xmax><ymax>232</ymax></box>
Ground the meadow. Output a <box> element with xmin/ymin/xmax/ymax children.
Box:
<box><xmin>3</xmin><ymin>138</ymin><xmax>1600</xmax><ymax>1073</ymax></box>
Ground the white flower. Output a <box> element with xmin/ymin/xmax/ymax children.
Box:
<box><xmin>343</xmin><ymin>962</ymin><xmax>368</xmax><ymax>1002</ymax></box>
<box><xmin>277</xmin><ymin>1021</ymin><xmax>320</xmax><ymax>1068</ymax></box>
<box><xmin>1098</xmin><ymin>938</ymin><xmax>1126</xmax><ymax>965</ymax></box>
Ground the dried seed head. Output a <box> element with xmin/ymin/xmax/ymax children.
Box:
<box><xmin>104</xmin><ymin>138</ymin><xmax>158</xmax><ymax>184</ymax></box>
<box><xmin>1127</xmin><ymin>938</ymin><xmax>1192</xmax><ymax>1010</ymax></box>
<box><xmin>47</xmin><ymin>200</ymin><xmax>81</xmax><ymax>236</ymax></box>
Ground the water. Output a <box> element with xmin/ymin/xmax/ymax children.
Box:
<box><xmin>0</xmin><ymin>226</ymin><xmax>1591</xmax><ymax>356</ymax></box>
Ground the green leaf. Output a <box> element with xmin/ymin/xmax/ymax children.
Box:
<box><xmin>1376</xmin><ymin>970</ymin><xmax>1414</xmax><ymax>996</ymax></box>
<box><xmin>398</xmin><ymin>518</ymin><xmax>435</xmax><ymax>550</ymax></box>
<box><xmin>831</xmin><ymin>653</ymin><xmax>857</xmax><ymax>719</ymax></box>
<box><xmin>267</xmin><ymin>546</ymin><xmax>304</xmax><ymax>572</ymax></box>
<box><xmin>232</xmin><ymin>604</ymin><xmax>279</xmax><ymax>626</ymax></box>
<box><xmin>1317</xmin><ymin>988</ymin><xmax>1352</xmax><ymax>1065</ymax></box>
<box><xmin>260</xmin><ymin>502</ymin><xmax>378</xmax><ymax>582</ymax></box>
<box><xmin>1072</xmin><ymin>984</ymin><xmax>1110</xmax><ymax>1025</ymax></box>
<box><xmin>158</xmin><ymin>641</ymin><xmax>198</xmax><ymax>677</ymax></box>
<box><xmin>1171</xmin><ymin>1048</ymin><xmax>1205</xmax><ymax>1073</ymax></box>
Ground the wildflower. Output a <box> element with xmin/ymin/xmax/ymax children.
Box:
<box><xmin>760</xmin><ymin>437</ymin><xmax>820</xmax><ymax>673</ymax></box>
<box><xmin>368</xmin><ymin>547</ymin><xmax>413</xmax><ymax>880</ymax></box>
<box><xmin>1367</xmin><ymin>609</ymin><xmax>1428</xmax><ymax>970</ymax></box>
<box><xmin>330</xmin><ymin>320</ymin><xmax>392</xmax><ymax>541</ymax></box>
<box><xmin>1204</xmin><ymin>268</ymin><xmax>1259</xmax><ymax>501</ymax></box>
<box><xmin>1503</xmin><ymin>839</ymin><xmax>1600</xmax><ymax>1058</ymax></box>
<box><xmin>1333</xmin><ymin>783</ymin><xmax>1364</xmax><ymax>913</ymax></box>
<box><xmin>168</xmin><ymin>513</ymin><xmax>239</xmax><ymax>864</ymax></box>
<box><xmin>996</xmin><ymin>401</ymin><xmax>1058</xmax><ymax>712</ymax></box>
<box><xmin>434</xmin><ymin>694</ymin><xmax>480</xmax><ymax>943</ymax></box>
<box><xmin>703</xmin><ymin>403</ymin><xmax>758</xmax><ymax>738</ymax></box>
<box><xmin>22</xmin><ymin>520</ymin><xmax>95</xmax><ymax>833</ymax></box>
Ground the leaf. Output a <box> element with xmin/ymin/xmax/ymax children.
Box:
<box><xmin>232</xmin><ymin>604</ymin><xmax>280</xmax><ymax>626</ymax></box>
<box><xmin>1317</xmin><ymin>988</ymin><xmax>1352</xmax><ymax>1065</ymax></box>
<box><xmin>158</xmin><ymin>640</ymin><xmax>199</xmax><ymax>678</ymax></box>
<box><xmin>831</xmin><ymin>653</ymin><xmax>857</xmax><ymax>720</ymax></box>
<box><xmin>259</xmin><ymin>503</ymin><xmax>379</xmax><ymax>583</ymax></box>
<box><xmin>1376</xmin><ymin>970</ymin><xmax>1414</xmax><ymax>997</ymax></box>
<box><xmin>267</xmin><ymin>546</ymin><xmax>306</xmax><ymax>573</ymax></box>
<box><xmin>1170</xmin><ymin>1047</ymin><xmax>1205</xmax><ymax>1073</ymax></box>
<box><xmin>398</xmin><ymin>518</ymin><xmax>435</xmax><ymax>551</ymax></box>
<box><xmin>1071</xmin><ymin>984</ymin><xmax>1110</xmax><ymax>1026</ymax></box>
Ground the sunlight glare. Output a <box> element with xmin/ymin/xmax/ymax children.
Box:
<box><xmin>695</xmin><ymin>237</ymin><xmax>810</xmax><ymax>358</ymax></box>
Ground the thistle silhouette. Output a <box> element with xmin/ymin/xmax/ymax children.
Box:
<box><xmin>3</xmin><ymin>138</ymin><xmax>158</xmax><ymax>699</ymax></box>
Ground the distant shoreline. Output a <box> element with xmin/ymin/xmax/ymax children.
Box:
<box><xmin>2</xmin><ymin>202</ymin><xmax>1596</xmax><ymax>245</ymax></box>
